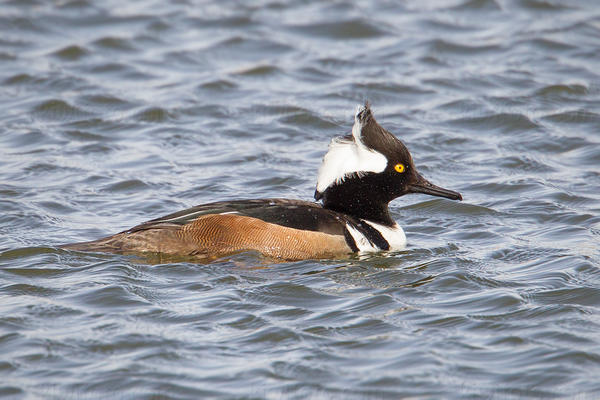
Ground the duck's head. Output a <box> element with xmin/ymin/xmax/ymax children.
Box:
<box><xmin>315</xmin><ymin>102</ymin><xmax>462</xmax><ymax>224</ymax></box>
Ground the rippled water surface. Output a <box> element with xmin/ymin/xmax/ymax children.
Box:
<box><xmin>2</xmin><ymin>0</ymin><xmax>600</xmax><ymax>398</ymax></box>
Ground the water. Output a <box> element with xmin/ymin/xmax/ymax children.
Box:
<box><xmin>1</xmin><ymin>0</ymin><xmax>600</xmax><ymax>398</ymax></box>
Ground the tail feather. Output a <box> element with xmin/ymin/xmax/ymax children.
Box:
<box><xmin>59</xmin><ymin>229</ymin><xmax>182</xmax><ymax>254</ymax></box>
<box><xmin>59</xmin><ymin>236</ymin><xmax>123</xmax><ymax>252</ymax></box>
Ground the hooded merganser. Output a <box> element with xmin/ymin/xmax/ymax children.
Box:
<box><xmin>61</xmin><ymin>103</ymin><xmax>462</xmax><ymax>260</ymax></box>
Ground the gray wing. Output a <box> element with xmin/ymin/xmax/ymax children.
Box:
<box><xmin>126</xmin><ymin>198</ymin><xmax>351</xmax><ymax>236</ymax></box>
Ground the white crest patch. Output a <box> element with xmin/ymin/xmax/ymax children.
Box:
<box><xmin>316</xmin><ymin>107</ymin><xmax>388</xmax><ymax>194</ymax></box>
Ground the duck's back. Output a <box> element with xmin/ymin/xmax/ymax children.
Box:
<box><xmin>60</xmin><ymin>199</ymin><xmax>355</xmax><ymax>260</ymax></box>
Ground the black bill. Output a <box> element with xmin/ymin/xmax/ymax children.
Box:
<box><xmin>408</xmin><ymin>175</ymin><xmax>462</xmax><ymax>201</ymax></box>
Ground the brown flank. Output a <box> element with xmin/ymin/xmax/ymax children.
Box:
<box><xmin>61</xmin><ymin>214</ymin><xmax>351</xmax><ymax>260</ymax></box>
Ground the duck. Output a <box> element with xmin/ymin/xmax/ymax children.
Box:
<box><xmin>61</xmin><ymin>102</ymin><xmax>462</xmax><ymax>260</ymax></box>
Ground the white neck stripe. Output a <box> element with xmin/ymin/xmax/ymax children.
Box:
<box><xmin>345</xmin><ymin>220</ymin><xmax>406</xmax><ymax>252</ymax></box>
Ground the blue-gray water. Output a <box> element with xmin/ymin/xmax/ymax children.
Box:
<box><xmin>1</xmin><ymin>0</ymin><xmax>600</xmax><ymax>399</ymax></box>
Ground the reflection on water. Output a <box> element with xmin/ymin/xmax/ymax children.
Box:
<box><xmin>1</xmin><ymin>0</ymin><xmax>600</xmax><ymax>398</ymax></box>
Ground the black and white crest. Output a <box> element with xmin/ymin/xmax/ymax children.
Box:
<box><xmin>315</xmin><ymin>102</ymin><xmax>413</xmax><ymax>196</ymax></box>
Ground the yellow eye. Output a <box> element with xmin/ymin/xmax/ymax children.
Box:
<box><xmin>394</xmin><ymin>163</ymin><xmax>405</xmax><ymax>173</ymax></box>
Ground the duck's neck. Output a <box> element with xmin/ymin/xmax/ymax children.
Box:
<box><xmin>319</xmin><ymin>176</ymin><xmax>395</xmax><ymax>226</ymax></box>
